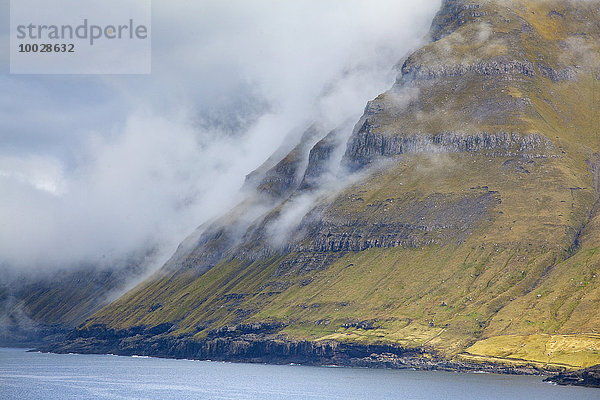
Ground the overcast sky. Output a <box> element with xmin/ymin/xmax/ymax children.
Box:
<box><xmin>0</xmin><ymin>0</ymin><xmax>440</xmax><ymax>276</ymax></box>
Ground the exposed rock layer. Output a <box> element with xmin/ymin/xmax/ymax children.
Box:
<box><xmin>545</xmin><ymin>365</ymin><xmax>600</xmax><ymax>388</ymax></box>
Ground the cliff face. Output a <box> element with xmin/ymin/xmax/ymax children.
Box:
<box><xmin>52</xmin><ymin>0</ymin><xmax>600</xmax><ymax>375</ymax></box>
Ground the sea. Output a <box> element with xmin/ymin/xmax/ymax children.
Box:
<box><xmin>0</xmin><ymin>347</ymin><xmax>598</xmax><ymax>399</ymax></box>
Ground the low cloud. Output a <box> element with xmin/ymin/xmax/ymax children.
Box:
<box><xmin>0</xmin><ymin>0</ymin><xmax>441</xmax><ymax>277</ymax></box>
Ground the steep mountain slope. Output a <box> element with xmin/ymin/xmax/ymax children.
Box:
<box><xmin>0</xmin><ymin>262</ymin><xmax>148</xmax><ymax>346</ymax></box>
<box><xmin>50</xmin><ymin>0</ymin><xmax>600</xmax><ymax>373</ymax></box>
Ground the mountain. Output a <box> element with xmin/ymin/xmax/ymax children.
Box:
<box><xmin>46</xmin><ymin>0</ymin><xmax>600</xmax><ymax>376</ymax></box>
<box><xmin>0</xmin><ymin>261</ymin><xmax>149</xmax><ymax>346</ymax></box>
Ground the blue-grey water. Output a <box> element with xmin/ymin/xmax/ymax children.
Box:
<box><xmin>0</xmin><ymin>348</ymin><xmax>598</xmax><ymax>399</ymax></box>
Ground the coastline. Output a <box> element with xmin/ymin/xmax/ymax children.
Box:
<box><xmin>35</xmin><ymin>322</ymin><xmax>600</xmax><ymax>388</ymax></box>
<box><xmin>38</xmin><ymin>324</ymin><xmax>547</xmax><ymax>376</ymax></box>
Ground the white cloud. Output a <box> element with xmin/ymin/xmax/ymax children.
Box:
<box><xmin>0</xmin><ymin>0</ymin><xmax>441</xmax><ymax>275</ymax></box>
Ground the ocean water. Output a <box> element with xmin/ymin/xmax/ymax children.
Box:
<box><xmin>0</xmin><ymin>348</ymin><xmax>598</xmax><ymax>400</ymax></box>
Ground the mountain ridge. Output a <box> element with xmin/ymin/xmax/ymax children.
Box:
<box><xmin>43</xmin><ymin>0</ymin><xmax>600</xmax><ymax>380</ymax></box>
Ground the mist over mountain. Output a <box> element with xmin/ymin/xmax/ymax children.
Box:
<box><xmin>5</xmin><ymin>0</ymin><xmax>600</xmax><ymax>387</ymax></box>
<box><xmin>36</xmin><ymin>1</ymin><xmax>600</xmax><ymax>383</ymax></box>
<box><xmin>0</xmin><ymin>0</ymin><xmax>440</xmax><ymax>344</ymax></box>
<box><xmin>0</xmin><ymin>0</ymin><xmax>440</xmax><ymax>277</ymax></box>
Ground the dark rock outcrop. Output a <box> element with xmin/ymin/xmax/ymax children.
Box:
<box><xmin>544</xmin><ymin>364</ymin><xmax>600</xmax><ymax>388</ymax></box>
<box><xmin>206</xmin><ymin>321</ymin><xmax>285</xmax><ymax>339</ymax></box>
<box><xmin>274</xmin><ymin>252</ymin><xmax>343</xmax><ymax>277</ymax></box>
<box><xmin>401</xmin><ymin>59</ymin><xmax>537</xmax><ymax>81</ymax></box>
<box><xmin>537</xmin><ymin>64</ymin><xmax>577</xmax><ymax>82</ymax></box>
<box><xmin>299</xmin><ymin>191</ymin><xmax>501</xmax><ymax>252</ymax></box>
<box><xmin>344</xmin><ymin>127</ymin><xmax>553</xmax><ymax>170</ymax></box>
<box><xmin>256</xmin><ymin>126</ymin><xmax>324</xmax><ymax>199</ymax></box>
<box><xmin>298</xmin><ymin>128</ymin><xmax>344</xmax><ymax>190</ymax></box>
<box><xmin>168</xmin><ymin>225</ymin><xmax>238</xmax><ymax>273</ymax></box>
<box><xmin>428</xmin><ymin>1</ymin><xmax>483</xmax><ymax>41</ymax></box>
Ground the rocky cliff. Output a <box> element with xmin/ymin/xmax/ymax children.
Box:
<box><xmin>46</xmin><ymin>0</ymin><xmax>600</xmax><ymax>383</ymax></box>
<box><xmin>545</xmin><ymin>364</ymin><xmax>600</xmax><ymax>387</ymax></box>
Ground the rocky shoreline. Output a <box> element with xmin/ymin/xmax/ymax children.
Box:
<box><xmin>40</xmin><ymin>323</ymin><xmax>544</xmax><ymax>376</ymax></box>
<box><xmin>38</xmin><ymin>323</ymin><xmax>600</xmax><ymax>388</ymax></box>
<box><xmin>544</xmin><ymin>365</ymin><xmax>600</xmax><ymax>388</ymax></box>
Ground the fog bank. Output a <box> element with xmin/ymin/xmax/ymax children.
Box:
<box><xmin>0</xmin><ymin>0</ymin><xmax>441</xmax><ymax>276</ymax></box>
